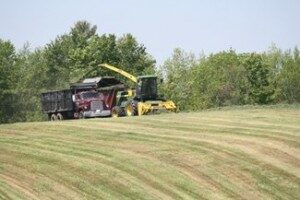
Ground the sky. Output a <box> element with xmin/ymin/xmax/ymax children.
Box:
<box><xmin>1</xmin><ymin>0</ymin><xmax>300</xmax><ymax>65</ymax></box>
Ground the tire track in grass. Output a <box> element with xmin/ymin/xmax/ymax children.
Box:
<box><xmin>0</xmin><ymin>184</ymin><xmax>22</xmax><ymax>200</ymax></box>
<box><xmin>58</xmin><ymin>119</ymin><xmax>298</xmax><ymax>168</ymax></box>
<box><xmin>6</xmin><ymin>119</ymin><xmax>299</xmax><ymax>147</ymax></box>
<box><xmin>115</xmin><ymin>133</ymin><xmax>260</xmax><ymax>199</ymax></box>
<box><xmin>67</xmin><ymin>119</ymin><xmax>300</xmax><ymax>151</ymax></box>
<box><xmin>62</xmin><ymin>121</ymin><xmax>298</xmax><ymax>174</ymax></box>
<box><xmin>0</xmin><ymin>145</ymin><xmax>139</xmax><ymax>198</ymax></box>
<box><xmin>27</xmin><ymin>141</ymin><xmax>176</xmax><ymax>198</ymax></box>
<box><xmin>0</xmin><ymin>145</ymin><xmax>111</xmax><ymax>200</ymax></box>
<box><xmin>124</xmin><ymin>124</ymin><xmax>299</xmax><ymax>178</ymax></box>
<box><xmin>55</xmin><ymin>121</ymin><xmax>298</xmax><ymax>199</ymax></box>
<box><xmin>0</xmin><ymin>176</ymin><xmax>37</xmax><ymax>200</ymax></box>
<box><xmin>39</xmin><ymin>138</ymin><xmax>196</xmax><ymax>198</ymax></box>
<box><xmin>0</xmin><ymin>153</ymin><xmax>87</xmax><ymax>200</ymax></box>
<box><xmin>1</xmin><ymin>163</ymin><xmax>82</xmax><ymax>200</ymax></box>
<box><xmin>108</xmin><ymin>119</ymin><xmax>300</xmax><ymax>148</ymax></box>
<box><xmin>56</xmin><ymin>122</ymin><xmax>300</xmax><ymax>179</ymax></box>
<box><xmin>0</xmin><ymin>183</ymin><xmax>16</xmax><ymax>200</ymax></box>
<box><xmin>104</xmin><ymin>119</ymin><xmax>300</xmax><ymax>169</ymax></box>
<box><xmin>1</xmin><ymin>125</ymin><xmax>218</xmax><ymax>198</ymax></box>
<box><xmin>121</xmin><ymin>116</ymin><xmax>300</xmax><ymax>137</ymax></box>
<box><xmin>111</xmin><ymin>148</ymin><xmax>210</xmax><ymax>200</ymax></box>
<box><xmin>0</xmin><ymin>174</ymin><xmax>39</xmax><ymax>200</ymax></box>
<box><xmin>85</xmin><ymin>130</ymin><xmax>252</xmax><ymax>198</ymax></box>
<box><xmin>0</xmin><ymin>125</ymin><xmax>246</xmax><ymax>200</ymax></box>
<box><xmin>115</xmin><ymin>121</ymin><xmax>300</xmax><ymax>172</ymax></box>
<box><xmin>0</xmin><ymin>106</ymin><xmax>299</xmax><ymax>199</ymax></box>
<box><xmin>190</xmin><ymin>139</ymin><xmax>300</xmax><ymax>199</ymax></box>
<box><xmin>52</xmin><ymin>126</ymin><xmax>244</xmax><ymax>199</ymax></box>
<box><xmin>0</xmin><ymin>138</ymin><xmax>183</xmax><ymax>199</ymax></box>
<box><xmin>138</xmin><ymin>112</ymin><xmax>300</xmax><ymax>139</ymax></box>
<box><xmin>105</xmin><ymin>129</ymin><xmax>296</xmax><ymax>199</ymax></box>
<box><xmin>0</xmin><ymin>134</ymin><xmax>298</xmax><ymax>200</ymax></box>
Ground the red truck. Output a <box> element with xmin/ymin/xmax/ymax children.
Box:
<box><xmin>41</xmin><ymin>77</ymin><xmax>124</xmax><ymax>120</ymax></box>
<box><xmin>41</xmin><ymin>89</ymin><xmax>111</xmax><ymax>120</ymax></box>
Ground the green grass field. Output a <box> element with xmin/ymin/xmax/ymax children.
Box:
<box><xmin>0</xmin><ymin>105</ymin><xmax>299</xmax><ymax>199</ymax></box>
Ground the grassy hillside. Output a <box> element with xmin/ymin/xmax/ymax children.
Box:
<box><xmin>0</xmin><ymin>105</ymin><xmax>299</xmax><ymax>199</ymax></box>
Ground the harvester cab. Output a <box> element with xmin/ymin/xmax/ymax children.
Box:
<box><xmin>135</xmin><ymin>75</ymin><xmax>158</xmax><ymax>101</ymax></box>
<box><xmin>99</xmin><ymin>63</ymin><xmax>177</xmax><ymax>117</ymax></box>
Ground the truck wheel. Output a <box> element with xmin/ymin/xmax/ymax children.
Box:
<box><xmin>57</xmin><ymin>113</ymin><xmax>64</xmax><ymax>120</ymax></box>
<box><xmin>111</xmin><ymin>106</ymin><xmax>122</xmax><ymax>117</ymax></box>
<box><xmin>78</xmin><ymin>111</ymin><xmax>84</xmax><ymax>119</ymax></box>
<box><xmin>50</xmin><ymin>114</ymin><xmax>57</xmax><ymax>121</ymax></box>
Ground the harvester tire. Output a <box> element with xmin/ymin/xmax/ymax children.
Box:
<box><xmin>111</xmin><ymin>106</ymin><xmax>122</xmax><ymax>117</ymax></box>
<box><xmin>125</xmin><ymin>100</ymin><xmax>137</xmax><ymax>116</ymax></box>
<box><xmin>125</xmin><ymin>104</ymin><xmax>134</xmax><ymax>117</ymax></box>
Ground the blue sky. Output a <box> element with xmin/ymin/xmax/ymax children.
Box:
<box><xmin>1</xmin><ymin>0</ymin><xmax>299</xmax><ymax>65</ymax></box>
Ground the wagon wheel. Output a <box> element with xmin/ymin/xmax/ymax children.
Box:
<box><xmin>57</xmin><ymin>113</ymin><xmax>64</xmax><ymax>120</ymax></box>
<box><xmin>50</xmin><ymin>114</ymin><xmax>57</xmax><ymax>121</ymax></box>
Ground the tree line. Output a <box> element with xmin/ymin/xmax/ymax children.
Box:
<box><xmin>0</xmin><ymin>21</ymin><xmax>299</xmax><ymax>123</ymax></box>
<box><xmin>0</xmin><ymin>21</ymin><xmax>155</xmax><ymax>123</ymax></box>
<box><xmin>160</xmin><ymin>47</ymin><xmax>300</xmax><ymax>110</ymax></box>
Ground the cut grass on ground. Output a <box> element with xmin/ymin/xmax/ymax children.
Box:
<box><xmin>0</xmin><ymin>105</ymin><xmax>299</xmax><ymax>199</ymax></box>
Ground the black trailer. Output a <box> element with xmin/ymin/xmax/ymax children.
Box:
<box><xmin>41</xmin><ymin>89</ymin><xmax>74</xmax><ymax>120</ymax></box>
<box><xmin>70</xmin><ymin>82</ymin><xmax>97</xmax><ymax>93</ymax></box>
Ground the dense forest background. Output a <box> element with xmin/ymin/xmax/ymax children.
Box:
<box><xmin>1</xmin><ymin>21</ymin><xmax>299</xmax><ymax>123</ymax></box>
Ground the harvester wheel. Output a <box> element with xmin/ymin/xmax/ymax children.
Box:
<box><xmin>50</xmin><ymin>114</ymin><xmax>57</xmax><ymax>121</ymax></box>
<box><xmin>57</xmin><ymin>113</ymin><xmax>64</xmax><ymax>120</ymax></box>
<box><xmin>125</xmin><ymin>104</ymin><xmax>134</xmax><ymax>116</ymax></box>
<box><xmin>125</xmin><ymin>100</ymin><xmax>137</xmax><ymax>116</ymax></box>
<box><xmin>111</xmin><ymin>106</ymin><xmax>122</xmax><ymax>117</ymax></box>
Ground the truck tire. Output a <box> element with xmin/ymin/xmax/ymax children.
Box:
<box><xmin>78</xmin><ymin>111</ymin><xmax>84</xmax><ymax>119</ymax></box>
<box><xmin>50</xmin><ymin>114</ymin><xmax>57</xmax><ymax>121</ymax></box>
<box><xmin>57</xmin><ymin>113</ymin><xmax>64</xmax><ymax>120</ymax></box>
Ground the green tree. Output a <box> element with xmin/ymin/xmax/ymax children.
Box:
<box><xmin>70</xmin><ymin>20</ymin><xmax>97</xmax><ymax>47</ymax></box>
<box><xmin>44</xmin><ymin>21</ymin><xmax>155</xmax><ymax>87</ymax></box>
<box><xmin>160</xmin><ymin>48</ymin><xmax>196</xmax><ymax>110</ymax></box>
<box><xmin>0</xmin><ymin>39</ymin><xmax>20</xmax><ymax>123</ymax></box>
<box><xmin>0</xmin><ymin>39</ymin><xmax>16</xmax><ymax>90</ymax></box>
<box><xmin>241</xmin><ymin>53</ymin><xmax>274</xmax><ymax>104</ymax></box>
<box><xmin>277</xmin><ymin>47</ymin><xmax>300</xmax><ymax>103</ymax></box>
<box><xmin>43</xmin><ymin>21</ymin><xmax>98</xmax><ymax>89</ymax></box>
<box><xmin>116</xmin><ymin>34</ymin><xmax>155</xmax><ymax>76</ymax></box>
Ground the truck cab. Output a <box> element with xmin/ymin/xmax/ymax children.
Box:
<box><xmin>73</xmin><ymin>90</ymin><xmax>110</xmax><ymax>118</ymax></box>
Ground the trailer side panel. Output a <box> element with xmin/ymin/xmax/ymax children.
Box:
<box><xmin>41</xmin><ymin>90</ymin><xmax>73</xmax><ymax>113</ymax></box>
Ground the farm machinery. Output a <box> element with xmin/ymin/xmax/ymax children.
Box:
<box><xmin>40</xmin><ymin>78</ymin><xmax>119</xmax><ymax>120</ymax></box>
<box><xmin>41</xmin><ymin>64</ymin><xmax>177</xmax><ymax>120</ymax></box>
<box><xmin>99</xmin><ymin>63</ymin><xmax>177</xmax><ymax>117</ymax></box>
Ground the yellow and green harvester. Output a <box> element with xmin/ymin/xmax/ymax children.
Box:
<box><xmin>99</xmin><ymin>63</ymin><xmax>177</xmax><ymax>117</ymax></box>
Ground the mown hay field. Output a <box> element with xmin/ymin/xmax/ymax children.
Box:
<box><xmin>0</xmin><ymin>105</ymin><xmax>299</xmax><ymax>199</ymax></box>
